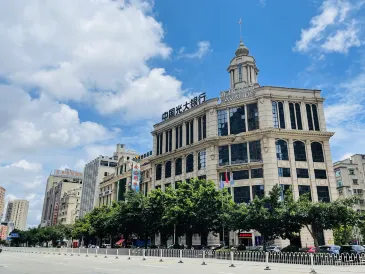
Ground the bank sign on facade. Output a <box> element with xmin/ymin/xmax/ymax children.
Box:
<box><xmin>162</xmin><ymin>93</ymin><xmax>206</xmax><ymax>121</ymax></box>
<box><xmin>220</xmin><ymin>83</ymin><xmax>259</xmax><ymax>103</ymax></box>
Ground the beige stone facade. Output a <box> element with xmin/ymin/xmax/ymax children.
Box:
<box><xmin>148</xmin><ymin>40</ymin><xmax>337</xmax><ymax>247</ymax></box>
<box><xmin>4</xmin><ymin>199</ymin><xmax>29</xmax><ymax>231</ymax></box>
<box><xmin>57</xmin><ymin>185</ymin><xmax>82</xmax><ymax>225</ymax></box>
<box><xmin>334</xmin><ymin>154</ymin><xmax>365</xmax><ymax>212</ymax></box>
<box><xmin>98</xmin><ymin>151</ymin><xmax>152</xmax><ymax>206</ymax></box>
<box><xmin>0</xmin><ymin>186</ymin><xmax>5</xmax><ymax>221</ymax></box>
<box><xmin>41</xmin><ymin>169</ymin><xmax>83</xmax><ymax>227</ymax></box>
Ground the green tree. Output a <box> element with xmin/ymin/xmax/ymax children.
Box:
<box><xmin>334</xmin><ymin>225</ymin><xmax>353</xmax><ymax>245</ymax></box>
<box><xmin>296</xmin><ymin>196</ymin><xmax>359</xmax><ymax>247</ymax></box>
<box><xmin>239</xmin><ymin>185</ymin><xmax>287</xmax><ymax>250</ymax></box>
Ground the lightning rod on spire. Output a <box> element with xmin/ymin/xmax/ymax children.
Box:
<box><xmin>239</xmin><ymin>17</ymin><xmax>242</xmax><ymax>42</ymax></box>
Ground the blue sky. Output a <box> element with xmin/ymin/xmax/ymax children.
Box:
<box><xmin>0</xmin><ymin>0</ymin><xmax>364</xmax><ymax>227</ymax></box>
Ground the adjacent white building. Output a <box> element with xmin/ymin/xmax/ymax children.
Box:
<box><xmin>79</xmin><ymin>144</ymin><xmax>139</xmax><ymax>218</ymax></box>
<box><xmin>334</xmin><ymin>154</ymin><xmax>365</xmax><ymax>212</ymax></box>
<box><xmin>40</xmin><ymin>169</ymin><xmax>83</xmax><ymax>227</ymax></box>
<box><xmin>4</xmin><ymin>199</ymin><xmax>29</xmax><ymax>231</ymax></box>
<box><xmin>150</xmin><ymin>39</ymin><xmax>338</xmax><ymax>247</ymax></box>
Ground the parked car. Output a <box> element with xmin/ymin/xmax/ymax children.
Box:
<box><xmin>318</xmin><ymin>245</ymin><xmax>340</xmax><ymax>254</ymax></box>
<box><xmin>266</xmin><ymin>245</ymin><xmax>281</xmax><ymax>253</ymax></box>
<box><xmin>339</xmin><ymin>245</ymin><xmax>365</xmax><ymax>255</ymax></box>
<box><xmin>299</xmin><ymin>246</ymin><xmax>316</xmax><ymax>253</ymax></box>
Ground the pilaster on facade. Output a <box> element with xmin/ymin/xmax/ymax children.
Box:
<box><xmin>323</xmin><ymin>140</ymin><xmax>338</xmax><ymax>200</ymax></box>
<box><xmin>287</xmin><ymin>139</ymin><xmax>299</xmax><ymax>199</ymax></box>
<box><xmin>300</xmin><ymin>102</ymin><xmax>309</xmax><ymax>131</ymax></box>
<box><xmin>305</xmin><ymin>140</ymin><xmax>318</xmax><ymax>202</ymax></box>
<box><xmin>317</xmin><ymin>102</ymin><xmax>327</xmax><ymax>132</ymax></box>
<box><xmin>283</xmin><ymin>101</ymin><xmax>291</xmax><ymax>130</ymax></box>
<box><xmin>172</xmin><ymin>127</ymin><xmax>176</xmax><ymax>151</ymax></box>
<box><xmin>257</xmin><ymin>97</ymin><xmax>272</xmax><ymax>129</ymax></box>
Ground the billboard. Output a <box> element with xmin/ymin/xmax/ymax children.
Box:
<box><xmin>131</xmin><ymin>163</ymin><xmax>141</xmax><ymax>192</ymax></box>
<box><xmin>53</xmin><ymin>168</ymin><xmax>83</xmax><ymax>179</ymax></box>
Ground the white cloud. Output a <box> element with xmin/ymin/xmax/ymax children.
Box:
<box><xmin>0</xmin><ymin>85</ymin><xmax>114</xmax><ymax>162</ymax></box>
<box><xmin>325</xmin><ymin>63</ymin><xmax>365</xmax><ymax>161</ymax></box>
<box><xmin>322</xmin><ymin>21</ymin><xmax>361</xmax><ymax>53</ymax></box>
<box><xmin>0</xmin><ymin>0</ymin><xmax>190</xmax><ymax>120</ymax></box>
<box><xmin>178</xmin><ymin>41</ymin><xmax>211</xmax><ymax>59</ymax></box>
<box><xmin>8</xmin><ymin>160</ymin><xmax>42</xmax><ymax>172</ymax></box>
<box><xmin>294</xmin><ymin>0</ymin><xmax>363</xmax><ymax>54</ymax></box>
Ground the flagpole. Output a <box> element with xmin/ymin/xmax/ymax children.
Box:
<box><xmin>239</xmin><ymin>17</ymin><xmax>242</xmax><ymax>41</ymax></box>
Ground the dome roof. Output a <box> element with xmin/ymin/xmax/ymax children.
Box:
<box><xmin>235</xmin><ymin>40</ymin><xmax>249</xmax><ymax>56</ymax></box>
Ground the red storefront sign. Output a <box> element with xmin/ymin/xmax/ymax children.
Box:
<box><xmin>238</xmin><ymin>233</ymin><xmax>252</xmax><ymax>238</ymax></box>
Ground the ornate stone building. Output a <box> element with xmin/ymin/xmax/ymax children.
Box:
<box><xmin>149</xmin><ymin>39</ymin><xmax>338</xmax><ymax>247</ymax></box>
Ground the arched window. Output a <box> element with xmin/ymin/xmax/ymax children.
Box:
<box><xmin>155</xmin><ymin>164</ymin><xmax>162</xmax><ymax>180</ymax></box>
<box><xmin>186</xmin><ymin>154</ymin><xmax>194</xmax><ymax>173</ymax></box>
<box><xmin>175</xmin><ymin>158</ymin><xmax>182</xmax><ymax>176</ymax></box>
<box><xmin>293</xmin><ymin>141</ymin><xmax>307</xmax><ymax>161</ymax></box>
<box><xmin>276</xmin><ymin>140</ymin><xmax>289</xmax><ymax>160</ymax></box>
<box><xmin>165</xmin><ymin>161</ymin><xmax>172</xmax><ymax>178</ymax></box>
<box><xmin>311</xmin><ymin>142</ymin><xmax>324</xmax><ymax>162</ymax></box>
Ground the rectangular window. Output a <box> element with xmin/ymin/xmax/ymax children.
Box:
<box><xmin>198</xmin><ymin>175</ymin><xmax>206</xmax><ymax>181</ymax></box>
<box><xmin>232</xmin><ymin>170</ymin><xmax>249</xmax><ymax>180</ymax></box>
<box><xmin>249</xmin><ymin>140</ymin><xmax>262</xmax><ymax>162</ymax></box>
<box><xmin>185</xmin><ymin>120</ymin><xmax>194</xmax><ymax>145</ymax></box>
<box><xmin>165</xmin><ymin>183</ymin><xmax>171</xmax><ymax>189</ymax></box>
<box><xmin>252</xmin><ymin>185</ymin><xmax>264</xmax><ymax>198</ymax></box>
<box><xmin>317</xmin><ymin>186</ymin><xmax>330</xmax><ymax>203</ymax></box>
<box><xmin>272</xmin><ymin>102</ymin><xmax>285</xmax><ymax>129</ymax></box>
<box><xmin>280</xmin><ymin>184</ymin><xmax>291</xmax><ymax>200</ymax></box>
<box><xmin>156</xmin><ymin>133</ymin><xmax>163</xmax><ymax>155</ymax></box>
<box><xmin>100</xmin><ymin>161</ymin><xmax>109</xmax><ymax>166</ymax></box>
<box><xmin>169</xmin><ymin>129</ymin><xmax>172</xmax><ymax>152</ymax></box>
<box><xmin>219</xmin><ymin>146</ymin><xmax>230</xmax><ymax>166</ymax></box>
<box><xmin>314</xmin><ymin>169</ymin><xmax>327</xmax><ymax>179</ymax></box>
<box><xmin>353</xmin><ymin>179</ymin><xmax>359</xmax><ymax>185</ymax></box>
<box><xmin>306</xmin><ymin>104</ymin><xmax>320</xmax><ymax>131</ymax></box>
<box><xmin>109</xmin><ymin>162</ymin><xmax>117</xmax><ymax>167</ymax></box>
<box><xmin>234</xmin><ymin>186</ymin><xmax>251</xmax><ymax>204</ymax></box>
<box><xmin>295</xmin><ymin>103</ymin><xmax>303</xmax><ymax>130</ymax></box>
<box><xmin>278</xmin><ymin>167</ymin><xmax>291</xmax><ymax>177</ymax></box>
<box><xmin>230</xmin><ymin>106</ymin><xmax>246</xmax><ymax>134</ymax></box>
<box><xmin>218</xmin><ymin>110</ymin><xmax>228</xmax><ymax>136</ymax></box>
<box><xmin>198</xmin><ymin>115</ymin><xmax>207</xmax><ymax>141</ymax></box>
<box><xmin>247</xmin><ymin>103</ymin><xmax>259</xmax><ymax>131</ymax></box>
<box><xmin>198</xmin><ymin>150</ymin><xmax>206</xmax><ymax>170</ymax></box>
<box><xmin>251</xmin><ymin>168</ymin><xmax>263</xmax><ymax>179</ymax></box>
<box><xmin>296</xmin><ymin>168</ymin><xmax>309</xmax><ymax>178</ymax></box>
<box><xmin>289</xmin><ymin>103</ymin><xmax>296</xmax><ymax>129</ymax></box>
<box><xmin>349</xmin><ymin>169</ymin><xmax>355</xmax><ymax>175</ymax></box>
<box><xmin>231</xmin><ymin>143</ymin><xmax>248</xmax><ymax>164</ymax></box>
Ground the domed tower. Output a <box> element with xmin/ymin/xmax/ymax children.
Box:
<box><xmin>227</xmin><ymin>39</ymin><xmax>259</xmax><ymax>88</ymax></box>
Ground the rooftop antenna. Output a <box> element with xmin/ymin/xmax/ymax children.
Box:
<box><xmin>239</xmin><ymin>17</ymin><xmax>242</xmax><ymax>42</ymax></box>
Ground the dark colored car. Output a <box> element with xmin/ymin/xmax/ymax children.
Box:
<box><xmin>318</xmin><ymin>245</ymin><xmax>340</xmax><ymax>254</ymax></box>
<box><xmin>339</xmin><ymin>245</ymin><xmax>365</xmax><ymax>255</ymax></box>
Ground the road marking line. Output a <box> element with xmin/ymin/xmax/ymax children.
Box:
<box><xmin>142</xmin><ymin>264</ymin><xmax>168</xmax><ymax>268</ymax></box>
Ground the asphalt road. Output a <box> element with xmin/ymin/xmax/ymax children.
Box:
<box><xmin>1</xmin><ymin>251</ymin><xmax>364</xmax><ymax>274</ymax></box>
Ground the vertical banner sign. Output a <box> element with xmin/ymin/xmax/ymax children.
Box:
<box><xmin>131</xmin><ymin>163</ymin><xmax>141</xmax><ymax>192</ymax></box>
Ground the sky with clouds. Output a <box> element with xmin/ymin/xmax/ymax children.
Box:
<box><xmin>0</xmin><ymin>0</ymin><xmax>364</xmax><ymax>227</ymax></box>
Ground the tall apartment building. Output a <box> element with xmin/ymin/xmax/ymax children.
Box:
<box><xmin>79</xmin><ymin>144</ymin><xmax>139</xmax><ymax>217</ymax></box>
<box><xmin>334</xmin><ymin>154</ymin><xmax>365</xmax><ymax>211</ymax></box>
<box><xmin>57</xmin><ymin>185</ymin><xmax>82</xmax><ymax>225</ymax></box>
<box><xmin>40</xmin><ymin>169</ymin><xmax>83</xmax><ymax>227</ymax></box>
<box><xmin>149</xmin><ymin>39</ymin><xmax>338</xmax><ymax>247</ymax></box>
<box><xmin>0</xmin><ymin>186</ymin><xmax>5</xmax><ymax>221</ymax></box>
<box><xmin>4</xmin><ymin>199</ymin><xmax>29</xmax><ymax>231</ymax></box>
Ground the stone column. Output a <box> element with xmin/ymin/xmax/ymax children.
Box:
<box><xmin>182</xmin><ymin>123</ymin><xmax>186</xmax><ymax>146</ymax></box>
<box><xmin>257</xmin><ymin>97</ymin><xmax>272</xmax><ymax>130</ymax></box>
<box><xmin>153</xmin><ymin>134</ymin><xmax>157</xmax><ymax>155</ymax></box>
<box><xmin>288</xmin><ymin>139</ymin><xmax>299</xmax><ymax>200</ymax></box>
<box><xmin>301</xmin><ymin>103</ymin><xmax>309</xmax><ymax>131</ymax></box>
<box><xmin>171</xmin><ymin>158</ymin><xmax>176</xmax><ymax>189</ymax></box>
<box><xmin>193</xmin><ymin>151</ymin><xmax>198</xmax><ymax>178</ymax></box>
<box><xmin>306</xmin><ymin>140</ymin><xmax>318</xmax><ymax>202</ymax></box>
<box><xmin>206</xmin><ymin>109</ymin><xmax>218</xmax><ymax>138</ymax></box>
<box><xmin>172</xmin><ymin>127</ymin><xmax>176</xmax><ymax>151</ymax></box>
<box><xmin>194</xmin><ymin>117</ymin><xmax>198</xmax><ymax>143</ymax></box>
<box><xmin>283</xmin><ymin>101</ymin><xmax>290</xmax><ymax>130</ymax></box>
<box><xmin>317</xmin><ymin>102</ymin><xmax>327</xmax><ymax>131</ymax></box>
<box><xmin>262</xmin><ymin>137</ymin><xmax>279</xmax><ymax>195</ymax></box>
